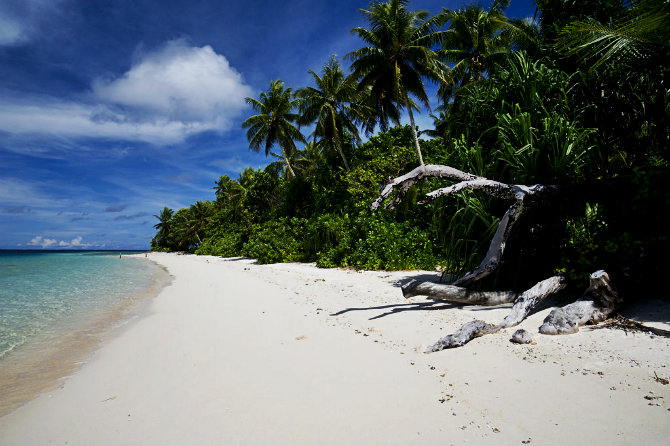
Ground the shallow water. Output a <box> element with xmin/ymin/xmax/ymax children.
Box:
<box><xmin>0</xmin><ymin>250</ymin><xmax>171</xmax><ymax>416</ymax></box>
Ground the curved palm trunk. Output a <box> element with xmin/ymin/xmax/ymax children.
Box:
<box><xmin>330</xmin><ymin>111</ymin><xmax>351</xmax><ymax>171</ymax></box>
<box><xmin>336</xmin><ymin>141</ymin><xmax>351</xmax><ymax>171</ymax></box>
<box><xmin>279</xmin><ymin>146</ymin><xmax>296</xmax><ymax>178</ymax></box>
<box><xmin>404</xmin><ymin>92</ymin><xmax>425</xmax><ymax>165</ymax></box>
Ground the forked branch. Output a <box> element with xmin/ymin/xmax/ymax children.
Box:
<box><xmin>372</xmin><ymin>164</ymin><xmax>558</xmax><ymax>286</ymax></box>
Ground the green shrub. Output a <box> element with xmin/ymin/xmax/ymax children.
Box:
<box><xmin>349</xmin><ymin>213</ymin><xmax>442</xmax><ymax>270</ymax></box>
<box><xmin>304</xmin><ymin>213</ymin><xmax>355</xmax><ymax>268</ymax></box>
<box><xmin>195</xmin><ymin>228</ymin><xmax>243</xmax><ymax>257</ymax></box>
<box><xmin>242</xmin><ymin>218</ymin><xmax>309</xmax><ymax>264</ymax></box>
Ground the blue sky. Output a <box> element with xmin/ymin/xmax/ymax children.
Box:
<box><xmin>0</xmin><ymin>0</ymin><xmax>537</xmax><ymax>250</ymax></box>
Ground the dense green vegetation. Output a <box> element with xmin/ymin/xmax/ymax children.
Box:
<box><xmin>152</xmin><ymin>0</ymin><xmax>668</xmax><ymax>293</ymax></box>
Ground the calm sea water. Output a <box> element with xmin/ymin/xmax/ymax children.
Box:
<box><xmin>0</xmin><ymin>250</ymin><xmax>170</xmax><ymax>415</ymax></box>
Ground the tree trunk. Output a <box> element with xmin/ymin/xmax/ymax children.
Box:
<box><xmin>372</xmin><ymin>164</ymin><xmax>557</xmax><ymax>287</ymax></box>
<box><xmin>404</xmin><ymin>93</ymin><xmax>424</xmax><ymax>166</ymax></box>
<box><xmin>335</xmin><ymin>139</ymin><xmax>351</xmax><ymax>171</ymax></box>
<box><xmin>370</xmin><ymin>164</ymin><xmax>637</xmax><ymax>351</ymax></box>
<box><xmin>402</xmin><ymin>280</ymin><xmax>517</xmax><ymax>305</ymax></box>
<box><xmin>279</xmin><ymin>146</ymin><xmax>296</xmax><ymax>178</ymax></box>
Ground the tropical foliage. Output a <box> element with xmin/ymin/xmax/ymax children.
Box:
<box><xmin>297</xmin><ymin>56</ymin><xmax>369</xmax><ymax>171</ymax></box>
<box><xmin>151</xmin><ymin>0</ymin><xmax>669</xmax><ymax>294</ymax></box>
<box><xmin>242</xmin><ymin>79</ymin><xmax>305</xmax><ymax>178</ymax></box>
<box><xmin>346</xmin><ymin>0</ymin><xmax>448</xmax><ymax>164</ymax></box>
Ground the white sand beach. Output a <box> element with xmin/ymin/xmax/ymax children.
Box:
<box><xmin>0</xmin><ymin>252</ymin><xmax>668</xmax><ymax>445</ymax></box>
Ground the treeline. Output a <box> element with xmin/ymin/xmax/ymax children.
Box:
<box><xmin>151</xmin><ymin>0</ymin><xmax>668</xmax><ymax>290</ymax></box>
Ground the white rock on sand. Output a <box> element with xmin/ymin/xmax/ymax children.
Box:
<box><xmin>0</xmin><ymin>252</ymin><xmax>668</xmax><ymax>445</ymax></box>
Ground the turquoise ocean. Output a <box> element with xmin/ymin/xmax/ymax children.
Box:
<box><xmin>0</xmin><ymin>250</ymin><xmax>170</xmax><ymax>415</ymax></box>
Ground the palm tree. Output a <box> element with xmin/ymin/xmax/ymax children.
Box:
<box><xmin>213</xmin><ymin>175</ymin><xmax>246</xmax><ymax>218</ymax></box>
<box><xmin>187</xmin><ymin>201</ymin><xmax>213</xmax><ymax>245</ymax></box>
<box><xmin>297</xmin><ymin>56</ymin><xmax>369</xmax><ymax>171</ymax></box>
<box><xmin>171</xmin><ymin>201</ymin><xmax>214</xmax><ymax>248</ymax></box>
<box><xmin>438</xmin><ymin>0</ymin><xmax>536</xmax><ymax>99</ymax></box>
<box><xmin>294</xmin><ymin>140</ymin><xmax>327</xmax><ymax>178</ymax></box>
<box><xmin>152</xmin><ymin>206</ymin><xmax>174</xmax><ymax>248</ymax></box>
<box><xmin>242</xmin><ymin>80</ymin><xmax>306</xmax><ymax>178</ymax></box>
<box><xmin>346</xmin><ymin>0</ymin><xmax>448</xmax><ymax>166</ymax></box>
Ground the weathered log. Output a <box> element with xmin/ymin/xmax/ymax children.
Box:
<box><xmin>425</xmin><ymin>320</ymin><xmax>498</xmax><ymax>352</ymax></box>
<box><xmin>371</xmin><ymin>165</ymin><xmax>479</xmax><ymax>211</ymax></box>
<box><xmin>540</xmin><ymin>270</ymin><xmax>622</xmax><ymax>335</ymax></box>
<box><xmin>498</xmin><ymin>275</ymin><xmax>567</xmax><ymax>328</ymax></box>
<box><xmin>423</xmin><ymin>275</ymin><xmax>567</xmax><ymax>352</ymax></box>
<box><xmin>371</xmin><ymin>164</ymin><xmax>632</xmax><ymax>351</ymax></box>
<box><xmin>401</xmin><ymin>279</ymin><xmax>517</xmax><ymax>305</ymax></box>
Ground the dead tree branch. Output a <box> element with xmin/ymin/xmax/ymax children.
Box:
<box><xmin>372</xmin><ymin>164</ymin><xmax>558</xmax><ymax>287</ymax></box>
<box><xmin>402</xmin><ymin>280</ymin><xmax>517</xmax><ymax>305</ymax></box>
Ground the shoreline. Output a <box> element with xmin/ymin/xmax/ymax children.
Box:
<box><xmin>0</xmin><ymin>252</ymin><xmax>668</xmax><ymax>445</ymax></box>
<box><xmin>0</xmin><ymin>255</ymin><xmax>172</xmax><ymax>417</ymax></box>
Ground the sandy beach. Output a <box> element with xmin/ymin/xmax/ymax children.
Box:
<box><xmin>0</xmin><ymin>252</ymin><xmax>668</xmax><ymax>445</ymax></box>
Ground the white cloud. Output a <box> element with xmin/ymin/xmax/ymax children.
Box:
<box><xmin>0</xmin><ymin>101</ymin><xmax>204</xmax><ymax>145</ymax></box>
<box><xmin>0</xmin><ymin>40</ymin><xmax>253</xmax><ymax>145</ymax></box>
<box><xmin>94</xmin><ymin>39</ymin><xmax>253</xmax><ymax>124</ymax></box>
<box><xmin>29</xmin><ymin>235</ymin><xmax>91</xmax><ymax>248</ymax></box>
<box><xmin>28</xmin><ymin>236</ymin><xmax>58</xmax><ymax>248</ymax></box>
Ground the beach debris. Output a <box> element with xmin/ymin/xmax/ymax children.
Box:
<box><xmin>540</xmin><ymin>271</ymin><xmax>622</xmax><ymax>335</ymax></box>
<box><xmin>438</xmin><ymin>394</ymin><xmax>453</xmax><ymax>403</ymax></box>
<box><xmin>421</xmin><ymin>271</ymin><xmax>623</xmax><ymax>352</ymax></box>
<box><xmin>372</xmin><ymin>164</ymin><xmax>641</xmax><ymax>351</ymax></box>
<box><xmin>510</xmin><ymin>329</ymin><xmax>534</xmax><ymax>344</ymax></box>
<box><xmin>654</xmin><ymin>372</ymin><xmax>669</xmax><ymax>385</ymax></box>
<box><xmin>424</xmin><ymin>276</ymin><xmax>565</xmax><ymax>352</ymax></box>
<box><xmin>591</xmin><ymin>315</ymin><xmax>670</xmax><ymax>337</ymax></box>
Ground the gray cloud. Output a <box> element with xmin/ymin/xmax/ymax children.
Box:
<box><xmin>3</xmin><ymin>205</ymin><xmax>32</xmax><ymax>214</ymax></box>
<box><xmin>113</xmin><ymin>212</ymin><xmax>149</xmax><ymax>221</ymax></box>
<box><xmin>105</xmin><ymin>204</ymin><xmax>127</xmax><ymax>212</ymax></box>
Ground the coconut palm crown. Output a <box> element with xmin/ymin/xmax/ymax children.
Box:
<box><xmin>438</xmin><ymin>0</ymin><xmax>536</xmax><ymax>99</ymax></box>
<box><xmin>242</xmin><ymin>79</ymin><xmax>305</xmax><ymax>178</ymax></box>
<box><xmin>346</xmin><ymin>0</ymin><xmax>448</xmax><ymax>165</ymax></box>
<box><xmin>297</xmin><ymin>56</ymin><xmax>370</xmax><ymax>171</ymax></box>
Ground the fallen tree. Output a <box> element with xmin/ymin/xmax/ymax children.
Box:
<box><xmin>372</xmin><ymin>164</ymin><xmax>626</xmax><ymax>351</ymax></box>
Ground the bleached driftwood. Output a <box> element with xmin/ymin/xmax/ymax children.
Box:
<box><xmin>423</xmin><ymin>275</ymin><xmax>567</xmax><ymax>352</ymax></box>
<box><xmin>372</xmin><ymin>165</ymin><xmax>626</xmax><ymax>351</ymax></box>
<box><xmin>372</xmin><ymin>164</ymin><xmax>558</xmax><ymax>287</ymax></box>
<box><xmin>540</xmin><ymin>270</ymin><xmax>622</xmax><ymax>334</ymax></box>
<box><xmin>402</xmin><ymin>280</ymin><xmax>517</xmax><ymax>305</ymax></box>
